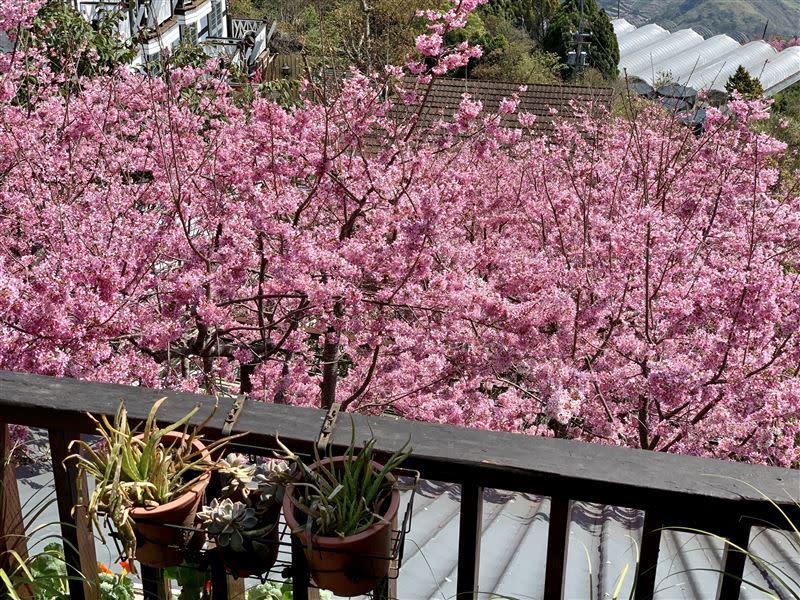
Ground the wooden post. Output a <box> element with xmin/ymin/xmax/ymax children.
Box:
<box><xmin>225</xmin><ymin>574</ymin><xmax>245</xmax><ymax>599</ymax></box>
<box><xmin>209</xmin><ymin>560</ymin><xmax>245</xmax><ymax>600</ymax></box>
<box><xmin>141</xmin><ymin>566</ymin><xmax>171</xmax><ymax>600</ymax></box>
<box><xmin>716</xmin><ymin>522</ymin><xmax>751</xmax><ymax>600</ymax></box>
<box><xmin>456</xmin><ymin>483</ymin><xmax>484</xmax><ymax>599</ymax></box>
<box><xmin>291</xmin><ymin>536</ymin><xmax>321</xmax><ymax>600</ymax></box>
<box><xmin>634</xmin><ymin>510</ymin><xmax>663</xmax><ymax>600</ymax></box>
<box><xmin>543</xmin><ymin>496</ymin><xmax>571</xmax><ymax>600</ymax></box>
<box><xmin>49</xmin><ymin>429</ymin><xmax>99</xmax><ymax>600</ymax></box>
<box><xmin>0</xmin><ymin>422</ymin><xmax>33</xmax><ymax>596</ymax></box>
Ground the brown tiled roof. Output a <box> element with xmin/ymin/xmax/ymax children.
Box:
<box><xmin>391</xmin><ymin>77</ymin><xmax>613</xmax><ymax>137</ymax></box>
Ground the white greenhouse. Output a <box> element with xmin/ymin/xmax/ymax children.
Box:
<box><xmin>617</xmin><ymin>24</ymin><xmax>669</xmax><ymax>58</ymax></box>
<box><xmin>615</xmin><ymin>20</ymin><xmax>800</xmax><ymax>98</ymax></box>
<box><xmin>629</xmin><ymin>35</ymin><xmax>741</xmax><ymax>85</ymax></box>
<box><xmin>760</xmin><ymin>47</ymin><xmax>800</xmax><ymax>95</ymax></box>
<box><xmin>611</xmin><ymin>18</ymin><xmax>636</xmax><ymax>36</ymax></box>
<box><xmin>619</xmin><ymin>29</ymin><xmax>705</xmax><ymax>82</ymax></box>
<box><xmin>652</xmin><ymin>35</ymin><xmax>742</xmax><ymax>85</ymax></box>
<box><xmin>685</xmin><ymin>40</ymin><xmax>778</xmax><ymax>93</ymax></box>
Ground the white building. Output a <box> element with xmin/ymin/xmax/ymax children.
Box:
<box><xmin>72</xmin><ymin>0</ymin><xmax>270</xmax><ymax>72</ymax></box>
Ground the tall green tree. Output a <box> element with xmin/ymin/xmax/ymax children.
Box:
<box><xmin>725</xmin><ymin>65</ymin><xmax>764</xmax><ymax>100</ymax></box>
<box><xmin>542</xmin><ymin>0</ymin><xmax>618</xmax><ymax>81</ymax></box>
<box><xmin>483</xmin><ymin>0</ymin><xmax>559</xmax><ymax>44</ymax></box>
<box><xmin>468</xmin><ymin>15</ymin><xmax>564</xmax><ymax>83</ymax></box>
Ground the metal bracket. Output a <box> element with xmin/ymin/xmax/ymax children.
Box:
<box><xmin>316</xmin><ymin>401</ymin><xmax>341</xmax><ymax>453</ymax></box>
<box><xmin>222</xmin><ymin>395</ymin><xmax>246</xmax><ymax>437</ymax></box>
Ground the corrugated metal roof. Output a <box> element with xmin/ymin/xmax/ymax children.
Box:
<box><xmin>619</xmin><ymin>29</ymin><xmax>705</xmax><ymax>82</ymax></box>
<box><xmin>617</xmin><ymin>24</ymin><xmax>670</xmax><ymax>58</ymax></box>
<box><xmin>396</xmin><ymin>483</ymin><xmax>800</xmax><ymax>600</ymax></box>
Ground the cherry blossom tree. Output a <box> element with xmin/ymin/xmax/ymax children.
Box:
<box><xmin>1</xmin><ymin>0</ymin><xmax>799</xmax><ymax>466</ymax></box>
<box><xmin>768</xmin><ymin>36</ymin><xmax>800</xmax><ymax>52</ymax></box>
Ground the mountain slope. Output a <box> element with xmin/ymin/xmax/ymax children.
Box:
<box><xmin>599</xmin><ymin>0</ymin><xmax>800</xmax><ymax>38</ymax></box>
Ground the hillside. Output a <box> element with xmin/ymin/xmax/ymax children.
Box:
<box><xmin>598</xmin><ymin>0</ymin><xmax>800</xmax><ymax>38</ymax></box>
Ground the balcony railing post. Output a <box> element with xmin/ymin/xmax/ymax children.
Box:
<box><xmin>364</xmin><ymin>513</ymin><xmax>399</xmax><ymax>600</ymax></box>
<box><xmin>716</xmin><ymin>521</ymin><xmax>751</xmax><ymax>600</ymax></box>
<box><xmin>456</xmin><ymin>482</ymin><xmax>484</xmax><ymax>599</ymax></box>
<box><xmin>0</xmin><ymin>422</ymin><xmax>33</xmax><ymax>596</ymax></box>
<box><xmin>291</xmin><ymin>535</ymin><xmax>321</xmax><ymax>600</ymax></box>
<box><xmin>209</xmin><ymin>560</ymin><xmax>226</xmax><ymax>599</ymax></box>
<box><xmin>543</xmin><ymin>496</ymin><xmax>570</xmax><ymax>599</ymax></box>
<box><xmin>209</xmin><ymin>563</ymin><xmax>245</xmax><ymax>600</ymax></box>
<box><xmin>634</xmin><ymin>510</ymin><xmax>663</xmax><ymax>600</ymax></box>
<box><xmin>141</xmin><ymin>565</ymin><xmax>171</xmax><ymax>600</ymax></box>
<box><xmin>48</xmin><ymin>429</ymin><xmax>99</xmax><ymax>600</ymax></box>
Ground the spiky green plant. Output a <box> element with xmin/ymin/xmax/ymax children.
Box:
<box><xmin>0</xmin><ymin>435</ymin><xmax>131</xmax><ymax>599</ymax></box>
<box><xmin>278</xmin><ymin>421</ymin><xmax>411</xmax><ymax>538</ymax></box>
<box><xmin>69</xmin><ymin>397</ymin><xmax>241</xmax><ymax>568</ymax></box>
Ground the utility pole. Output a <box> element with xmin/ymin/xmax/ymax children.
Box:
<box><xmin>567</xmin><ymin>0</ymin><xmax>591</xmax><ymax>80</ymax></box>
<box><xmin>577</xmin><ymin>0</ymin><xmax>585</xmax><ymax>78</ymax></box>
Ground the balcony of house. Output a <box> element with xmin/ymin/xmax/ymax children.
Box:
<box><xmin>73</xmin><ymin>0</ymin><xmax>180</xmax><ymax>65</ymax></box>
<box><xmin>203</xmin><ymin>17</ymin><xmax>274</xmax><ymax>76</ymax></box>
<box><xmin>176</xmin><ymin>0</ymin><xmax>226</xmax><ymax>42</ymax></box>
<box><xmin>1</xmin><ymin>371</ymin><xmax>799</xmax><ymax>600</ymax></box>
<box><xmin>75</xmin><ymin>1</ymin><xmax>134</xmax><ymax>40</ymax></box>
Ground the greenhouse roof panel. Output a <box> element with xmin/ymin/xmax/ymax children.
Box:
<box><xmin>629</xmin><ymin>35</ymin><xmax>740</xmax><ymax>85</ymax></box>
<box><xmin>760</xmin><ymin>47</ymin><xmax>800</xmax><ymax>94</ymax></box>
<box><xmin>619</xmin><ymin>29</ymin><xmax>705</xmax><ymax>82</ymax></box>
<box><xmin>612</xmin><ymin>18</ymin><xmax>636</xmax><ymax>36</ymax></box>
<box><xmin>617</xmin><ymin>24</ymin><xmax>669</xmax><ymax>58</ymax></box>
<box><xmin>686</xmin><ymin>41</ymin><xmax>777</xmax><ymax>92</ymax></box>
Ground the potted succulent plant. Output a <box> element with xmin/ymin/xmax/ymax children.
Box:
<box><xmin>198</xmin><ymin>453</ymin><xmax>288</xmax><ymax>577</ymax></box>
<box><xmin>278</xmin><ymin>427</ymin><xmax>411</xmax><ymax>597</ymax></box>
<box><xmin>70</xmin><ymin>398</ymin><xmax>237</xmax><ymax>571</ymax></box>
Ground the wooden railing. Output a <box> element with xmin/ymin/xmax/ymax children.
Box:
<box><xmin>1</xmin><ymin>371</ymin><xmax>799</xmax><ymax>599</ymax></box>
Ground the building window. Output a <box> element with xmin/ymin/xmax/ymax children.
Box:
<box><xmin>198</xmin><ymin>15</ymin><xmax>209</xmax><ymax>41</ymax></box>
<box><xmin>209</xmin><ymin>0</ymin><xmax>224</xmax><ymax>37</ymax></box>
<box><xmin>180</xmin><ymin>23</ymin><xmax>198</xmax><ymax>45</ymax></box>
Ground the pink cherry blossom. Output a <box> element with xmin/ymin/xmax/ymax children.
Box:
<box><xmin>1</xmin><ymin>0</ymin><xmax>800</xmax><ymax>468</ymax></box>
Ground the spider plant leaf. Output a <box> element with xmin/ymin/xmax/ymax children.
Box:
<box><xmin>669</xmin><ymin>527</ymin><xmax>798</xmax><ymax>596</ymax></box>
<box><xmin>0</xmin><ymin>569</ymin><xmax>22</xmax><ymax>600</ymax></box>
<box><xmin>612</xmin><ymin>563</ymin><xmax>629</xmax><ymax>600</ymax></box>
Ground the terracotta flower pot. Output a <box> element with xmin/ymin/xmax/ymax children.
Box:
<box><xmin>130</xmin><ymin>432</ymin><xmax>210</xmax><ymax>568</ymax></box>
<box><xmin>217</xmin><ymin>518</ymin><xmax>281</xmax><ymax>578</ymax></box>
<box><xmin>283</xmin><ymin>457</ymin><xmax>400</xmax><ymax>596</ymax></box>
